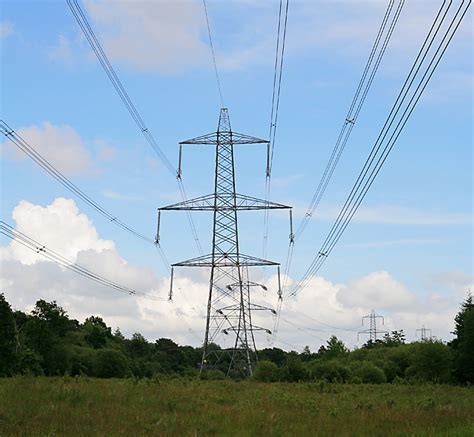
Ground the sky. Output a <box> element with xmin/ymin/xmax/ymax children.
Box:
<box><xmin>0</xmin><ymin>0</ymin><xmax>472</xmax><ymax>352</ymax></box>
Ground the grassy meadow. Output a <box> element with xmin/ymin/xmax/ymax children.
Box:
<box><xmin>0</xmin><ymin>377</ymin><xmax>473</xmax><ymax>436</ymax></box>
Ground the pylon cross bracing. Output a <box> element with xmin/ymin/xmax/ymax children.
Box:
<box><xmin>157</xmin><ymin>108</ymin><xmax>292</xmax><ymax>377</ymax></box>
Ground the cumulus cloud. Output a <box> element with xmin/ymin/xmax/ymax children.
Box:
<box><xmin>83</xmin><ymin>0</ymin><xmax>209</xmax><ymax>73</ymax></box>
<box><xmin>1</xmin><ymin>198</ymin><xmax>113</xmax><ymax>265</ymax></box>
<box><xmin>276</xmin><ymin>270</ymin><xmax>461</xmax><ymax>351</ymax></box>
<box><xmin>0</xmin><ymin>122</ymin><xmax>93</xmax><ymax>176</ymax></box>
<box><xmin>0</xmin><ymin>197</ymin><xmax>467</xmax><ymax>350</ymax></box>
<box><xmin>0</xmin><ymin>197</ymin><xmax>207</xmax><ymax>344</ymax></box>
<box><xmin>337</xmin><ymin>271</ymin><xmax>417</xmax><ymax>311</ymax></box>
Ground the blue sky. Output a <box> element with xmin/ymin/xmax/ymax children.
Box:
<box><xmin>0</xmin><ymin>0</ymin><xmax>472</xmax><ymax>349</ymax></box>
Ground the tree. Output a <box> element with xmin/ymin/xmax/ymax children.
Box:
<box><xmin>253</xmin><ymin>360</ymin><xmax>279</xmax><ymax>382</ymax></box>
<box><xmin>0</xmin><ymin>293</ymin><xmax>18</xmax><ymax>375</ymax></box>
<box><xmin>280</xmin><ymin>356</ymin><xmax>309</xmax><ymax>382</ymax></box>
<box><xmin>25</xmin><ymin>300</ymin><xmax>77</xmax><ymax>375</ymax></box>
<box><xmin>94</xmin><ymin>349</ymin><xmax>130</xmax><ymax>378</ymax></box>
<box><xmin>84</xmin><ymin>316</ymin><xmax>111</xmax><ymax>349</ymax></box>
<box><xmin>406</xmin><ymin>341</ymin><xmax>453</xmax><ymax>383</ymax></box>
<box><xmin>354</xmin><ymin>362</ymin><xmax>387</xmax><ymax>384</ymax></box>
<box><xmin>259</xmin><ymin>347</ymin><xmax>287</xmax><ymax>366</ymax></box>
<box><xmin>381</xmin><ymin>330</ymin><xmax>406</xmax><ymax>347</ymax></box>
<box><xmin>155</xmin><ymin>338</ymin><xmax>185</xmax><ymax>372</ymax></box>
<box><xmin>310</xmin><ymin>360</ymin><xmax>352</xmax><ymax>383</ymax></box>
<box><xmin>301</xmin><ymin>346</ymin><xmax>313</xmax><ymax>362</ymax></box>
<box><xmin>450</xmin><ymin>293</ymin><xmax>474</xmax><ymax>383</ymax></box>
<box><xmin>319</xmin><ymin>336</ymin><xmax>349</xmax><ymax>360</ymax></box>
<box><xmin>127</xmin><ymin>333</ymin><xmax>150</xmax><ymax>358</ymax></box>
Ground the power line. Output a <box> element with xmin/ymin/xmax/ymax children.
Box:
<box><xmin>0</xmin><ymin>221</ymin><xmax>167</xmax><ymax>302</ymax></box>
<box><xmin>1</xmin><ymin>121</ymin><xmax>153</xmax><ymax>244</ymax></box>
<box><xmin>202</xmin><ymin>0</ymin><xmax>225</xmax><ymax>107</ymax></box>
<box><xmin>275</xmin><ymin>0</ymin><xmax>403</xmax><ymax>342</ymax></box>
<box><xmin>282</xmin><ymin>0</ymin><xmax>404</xmax><ymax>293</ymax></box>
<box><xmin>1</xmin><ymin>120</ymin><xmax>171</xmax><ymax>275</ymax></box>
<box><xmin>289</xmin><ymin>0</ymin><xmax>470</xmax><ymax>298</ymax></box>
<box><xmin>263</xmin><ymin>0</ymin><xmax>290</xmax><ymax>269</ymax></box>
<box><xmin>67</xmin><ymin>0</ymin><xmax>203</xmax><ymax>256</ymax></box>
<box><xmin>294</xmin><ymin>0</ymin><xmax>405</xmax><ymax>240</ymax></box>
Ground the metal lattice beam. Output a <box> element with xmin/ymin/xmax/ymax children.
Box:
<box><xmin>158</xmin><ymin>108</ymin><xmax>292</xmax><ymax>377</ymax></box>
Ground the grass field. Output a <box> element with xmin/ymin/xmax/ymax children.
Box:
<box><xmin>0</xmin><ymin>377</ymin><xmax>473</xmax><ymax>436</ymax></box>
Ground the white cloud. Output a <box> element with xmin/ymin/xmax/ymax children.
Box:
<box><xmin>83</xmin><ymin>0</ymin><xmax>209</xmax><ymax>73</ymax></box>
<box><xmin>0</xmin><ymin>21</ymin><xmax>13</xmax><ymax>39</ymax></box>
<box><xmin>1</xmin><ymin>122</ymin><xmax>93</xmax><ymax>176</ymax></box>
<box><xmin>1</xmin><ymin>198</ymin><xmax>114</xmax><ymax>265</ymax></box>
<box><xmin>337</xmin><ymin>271</ymin><xmax>417</xmax><ymax>311</ymax></box>
<box><xmin>0</xmin><ymin>197</ymin><xmax>467</xmax><ymax>349</ymax></box>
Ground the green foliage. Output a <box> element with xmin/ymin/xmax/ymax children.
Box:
<box><xmin>353</xmin><ymin>361</ymin><xmax>387</xmax><ymax>384</ymax></box>
<box><xmin>450</xmin><ymin>293</ymin><xmax>474</xmax><ymax>383</ymax></box>
<box><xmin>0</xmin><ymin>294</ymin><xmax>18</xmax><ymax>376</ymax></box>
<box><xmin>258</xmin><ymin>347</ymin><xmax>287</xmax><ymax>366</ymax></box>
<box><xmin>93</xmin><ymin>349</ymin><xmax>131</xmax><ymax>378</ymax></box>
<box><xmin>405</xmin><ymin>341</ymin><xmax>453</xmax><ymax>383</ymax></box>
<box><xmin>310</xmin><ymin>360</ymin><xmax>352</xmax><ymax>383</ymax></box>
<box><xmin>84</xmin><ymin>316</ymin><xmax>111</xmax><ymax>349</ymax></box>
<box><xmin>253</xmin><ymin>360</ymin><xmax>279</xmax><ymax>382</ymax></box>
<box><xmin>200</xmin><ymin>369</ymin><xmax>226</xmax><ymax>380</ymax></box>
<box><xmin>318</xmin><ymin>336</ymin><xmax>349</xmax><ymax>360</ymax></box>
<box><xmin>0</xmin><ymin>294</ymin><xmax>472</xmax><ymax>385</ymax></box>
<box><xmin>280</xmin><ymin>356</ymin><xmax>309</xmax><ymax>382</ymax></box>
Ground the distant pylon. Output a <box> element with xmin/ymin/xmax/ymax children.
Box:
<box><xmin>416</xmin><ymin>325</ymin><xmax>433</xmax><ymax>341</ymax></box>
<box><xmin>157</xmin><ymin>108</ymin><xmax>292</xmax><ymax>377</ymax></box>
<box><xmin>358</xmin><ymin>309</ymin><xmax>387</xmax><ymax>342</ymax></box>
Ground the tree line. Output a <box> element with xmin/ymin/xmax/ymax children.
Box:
<box><xmin>0</xmin><ymin>293</ymin><xmax>472</xmax><ymax>384</ymax></box>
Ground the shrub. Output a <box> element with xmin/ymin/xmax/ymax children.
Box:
<box><xmin>200</xmin><ymin>369</ymin><xmax>226</xmax><ymax>380</ymax></box>
<box><xmin>280</xmin><ymin>356</ymin><xmax>310</xmax><ymax>382</ymax></box>
<box><xmin>253</xmin><ymin>360</ymin><xmax>279</xmax><ymax>382</ymax></box>
<box><xmin>406</xmin><ymin>341</ymin><xmax>453</xmax><ymax>383</ymax></box>
<box><xmin>353</xmin><ymin>361</ymin><xmax>387</xmax><ymax>384</ymax></box>
<box><xmin>310</xmin><ymin>360</ymin><xmax>352</xmax><ymax>383</ymax></box>
<box><xmin>93</xmin><ymin>349</ymin><xmax>131</xmax><ymax>378</ymax></box>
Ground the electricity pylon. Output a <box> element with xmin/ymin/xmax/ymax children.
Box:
<box><xmin>416</xmin><ymin>325</ymin><xmax>433</xmax><ymax>341</ymax></box>
<box><xmin>157</xmin><ymin>108</ymin><xmax>292</xmax><ymax>377</ymax></box>
<box><xmin>358</xmin><ymin>309</ymin><xmax>387</xmax><ymax>342</ymax></box>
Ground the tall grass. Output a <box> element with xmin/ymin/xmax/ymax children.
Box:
<box><xmin>0</xmin><ymin>377</ymin><xmax>473</xmax><ymax>436</ymax></box>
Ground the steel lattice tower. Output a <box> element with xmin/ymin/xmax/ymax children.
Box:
<box><xmin>358</xmin><ymin>309</ymin><xmax>387</xmax><ymax>342</ymax></box>
<box><xmin>157</xmin><ymin>108</ymin><xmax>292</xmax><ymax>377</ymax></box>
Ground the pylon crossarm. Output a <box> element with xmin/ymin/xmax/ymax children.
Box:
<box><xmin>180</xmin><ymin>131</ymin><xmax>268</xmax><ymax>145</ymax></box>
<box><xmin>159</xmin><ymin>193</ymin><xmax>290</xmax><ymax>211</ymax></box>
<box><xmin>172</xmin><ymin>253</ymin><xmax>279</xmax><ymax>267</ymax></box>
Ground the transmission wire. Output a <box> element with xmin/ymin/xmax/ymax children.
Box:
<box><xmin>289</xmin><ymin>0</ymin><xmax>470</xmax><ymax>298</ymax></box>
<box><xmin>67</xmin><ymin>0</ymin><xmax>204</xmax><ymax>256</ymax></box>
<box><xmin>0</xmin><ymin>221</ymin><xmax>167</xmax><ymax>301</ymax></box>
<box><xmin>202</xmin><ymin>0</ymin><xmax>225</xmax><ymax>107</ymax></box>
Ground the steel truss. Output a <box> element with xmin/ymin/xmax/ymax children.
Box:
<box><xmin>158</xmin><ymin>108</ymin><xmax>292</xmax><ymax>377</ymax></box>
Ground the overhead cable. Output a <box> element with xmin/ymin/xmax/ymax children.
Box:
<box><xmin>67</xmin><ymin>0</ymin><xmax>203</xmax><ymax>256</ymax></box>
<box><xmin>263</xmin><ymin>0</ymin><xmax>290</xmax><ymax>265</ymax></box>
<box><xmin>202</xmin><ymin>0</ymin><xmax>225</xmax><ymax>107</ymax></box>
<box><xmin>282</xmin><ymin>0</ymin><xmax>404</xmax><ymax>294</ymax></box>
<box><xmin>1</xmin><ymin>121</ymin><xmax>153</xmax><ymax>244</ymax></box>
<box><xmin>294</xmin><ymin>0</ymin><xmax>405</xmax><ymax>240</ymax></box>
<box><xmin>0</xmin><ymin>221</ymin><xmax>167</xmax><ymax>301</ymax></box>
<box><xmin>289</xmin><ymin>0</ymin><xmax>470</xmax><ymax>298</ymax></box>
